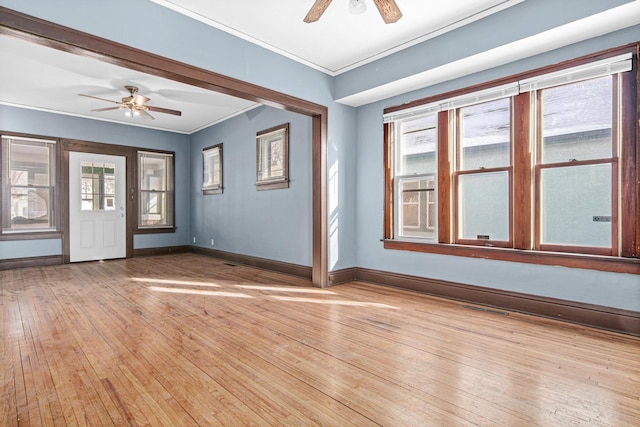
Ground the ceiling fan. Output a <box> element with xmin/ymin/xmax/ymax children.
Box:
<box><xmin>79</xmin><ymin>86</ymin><xmax>182</xmax><ymax>120</ymax></box>
<box><xmin>304</xmin><ymin>0</ymin><xmax>402</xmax><ymax>24</ymax></box>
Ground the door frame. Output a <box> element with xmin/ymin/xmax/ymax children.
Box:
<box><xmin>61</xmin><ymin>139</ymin><xmax>136</xmax><ymax>263</ymax></box>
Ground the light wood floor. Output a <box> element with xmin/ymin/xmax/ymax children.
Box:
<box><xmin>1</xmin><ymin>254</ymin><xmax>639</xmax><ymax>426</ymax></box>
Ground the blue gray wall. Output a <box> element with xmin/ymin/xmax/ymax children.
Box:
<box><xmin>0</xmin><ymin>0</ymin><xmax>638</xmax><ymax>311</ymax></box>
<box><xmin>190</xmin><ymin>106</ymin><xmax>313</xmax><ymax>266</ymax></box>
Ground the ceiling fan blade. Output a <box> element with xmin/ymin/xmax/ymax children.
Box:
<box><xmin>146</xmin><ymin>105</ymin><xmax>182</xmax><ymax>116</ymax></box>
<box><xmin>79</xmin><ymin>94</ymin><xmax>120</xmax><ymax>104</ymax></box>
<box><xmin>372</xmin><ymin>0</ymin><xmax>403</xmax><ymax>23</ymax></box>
<box><xmin>91</xmin><ymin>106</ymin><xmax>122</xmax><ymax>112</ymax></box>
<box><xmin>138</xmin><ymin>109</ymin><xmax>155</xmax><ymax>120</ymax></box>
<box><xmin>304</xmin><ymin>0</ymin><xmax>333</xmax><ymax>23</ymax></box>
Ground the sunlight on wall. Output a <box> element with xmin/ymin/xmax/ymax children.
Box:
<box><xmin>329</xmin><ymin>160</ymin><xmax>339</xmax><ymax>269</ymax></box>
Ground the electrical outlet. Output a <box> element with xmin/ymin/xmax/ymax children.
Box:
<box><xmin>192</xmin><ymin>237</ymin><xmax>196</xmax><ymax>244</ymax></box>
<box><xmin>210</xmin><ymin>238</ymin><xmax>215</xmax><ymax>246</ymax></box>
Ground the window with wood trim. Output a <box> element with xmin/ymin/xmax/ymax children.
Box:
<box><xmin>383</xmin><ymin>46</ymin><xmax>639</xmax><ymax>272</ymax></box>
<box><xmin>1</xmin><ymin>135</ymin><xmax>59</xmax><ymax>236</ymax></box>
<box><xmin>535</xmin><ymin>76</ymin><xmax>617</xmax><ymax>255</ymax></box>
<box><xmin>455</xmin><ymin>97</ymin><xmax>512</xmax><ymax>247</ymax></box>
<box><xmin>394</xmin><ymin>113</ymin><xmax>438</xmax><ymax>240</ymax></box>
<box><xmin>137</xmin><ymin>150</ymin><xmax>174</xmax><ymax>230</ymax></box>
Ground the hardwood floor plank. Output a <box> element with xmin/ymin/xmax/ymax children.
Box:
<box><xmin>1</xmin><ymin>254</ymin><xmax>639</xmax><ymax>426</ymax></box>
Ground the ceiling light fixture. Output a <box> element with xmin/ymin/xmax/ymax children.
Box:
<box><xmin>124</xmin><ymin>106</ymin><xmax>141</xmax><ymax>118</ymax></box>
<box><xmin>349</xmin><ymin>0</ymin><xmax>367</xmax><ymax>15</ymax></box>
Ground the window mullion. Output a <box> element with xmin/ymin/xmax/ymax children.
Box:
<box><xmin>619</xmin><ymin>62</ymin><xmax>639</xmax><ymax>257</ymax></box>
<box><xmin>383</xmin><ymin>122</ymin><xmax>394</xmax><ymax>240</ymax></box>
<box><xmin>437</xmin><ymin>111</ymin><xmax>451</xmax><ymax>243</ymax></box>
<box><xmin>513</xmin><ymin>92</ymin><xmax>533</xmax><ymax>250</ymax></box>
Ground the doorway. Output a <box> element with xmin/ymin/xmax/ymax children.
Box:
<box><xmin>68</xmin><ymin>152</ymin><xmax>126</xmax><ymax>262</ymax></box>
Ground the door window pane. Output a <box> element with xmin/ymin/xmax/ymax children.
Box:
<box><xmin>460</xmin><ymin>98</ymin><xmax>511</xmax><ymax>170</ymax></box>
<box><xmin>540</xmin><ymin>163</ymin><xmax>612</xmax><ymax>247</ymax></box>
<box><xmin>81</xmin><ymin>162</ymin><xmax>115</xmax><ymax>211</ymax></box>
<box><xmin>458</xmin><ymin>171</ymin><xmax>509</xmax><ymax>241</ymax></box>
<box><xmin>541</xmin><ymin>76</ymin><xmax>612</xmax><ymax>164</ymax></box>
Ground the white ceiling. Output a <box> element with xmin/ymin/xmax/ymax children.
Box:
<box><xmin>0</xmin><ymin>34</ymin><xmax>260</xmax><ymax>134</ymax></box>
<box><xmin>1</xmin><ymin>0</ymin><xmax>638</xmax><ymax>134</ymax></box>
<box><xmin>151</xmin><ymin>0</ymin><xmax>524</xmax><ymax>75</ymax></box>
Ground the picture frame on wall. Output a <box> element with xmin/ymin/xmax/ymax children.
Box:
<box><xmin>202</xmin><ymin>143</ymin><xmax>223</xmax><ymax>195</ymax></box>
<box><xmin>255</xmin><ymin>123</ymin><xmax>289</xmax><ymax>191</ymax></box>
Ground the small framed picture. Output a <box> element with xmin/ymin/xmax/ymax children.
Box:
<box><xmin>202</xmin><ymin>143</ymin><xmax>223</xmax><ymax>195</ymax></box>
<box><xmin>255</xmin><ymin>123</ymin><xmax>289</xmax><ymax>190</ymax></box>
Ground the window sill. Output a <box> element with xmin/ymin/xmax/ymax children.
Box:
<box><xmin>0</xmin><ymin>231</ymin><xmax>62</xmax><ymax>241</ymax></box>
<box><xmin>135</xmin><ymin>227</ymin><xmax>176</xmax><ymax>235</ymax></box>
<box><xmin>255</xmin><ymin>180</ymin><xmax>289</xmax><ymax>191</ymax></box>
<box><xmin>382</xmin><ymin>239</ymin><xmax>640</xmax><ymax>275</ymax></box>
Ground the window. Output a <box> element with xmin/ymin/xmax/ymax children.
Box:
<box><xmin>455</xmin><ymin>98</ymin><xmax>512</xmax><ymax>246</ymax></box>
<box><xmin>81</xmin><ymin>162</ymin><xmax>116</xmax><ymax>211</ymax></box>
<box><xmin>394</xmin><ymin>113</ymin><xmax>438</xmax><ymax>239</ymax></box>
<box><xmin>1</xmin><ymin>135</ymin><xmax>58</xmax><ymax>235</ymax></box>
<box><xmin>383</xmin><ymin>47</ymin><xmax>639</xmax><ymax>271</ymax></box>
<box><xmin>536</xmin><ymin>76</ymin><xmax>616</xmax><ymax>254</ymax></box>
<box><xmin>202</xmin><ymin>143</ymin><xmax>223</xmax><ymax>195</ymax></box>
<box><xmin>256</xmin><ymin>123</ymin><xmax>289</xmax><ymax>190</ymax></box>
<box><xmin>138</xmin><ymin>151</ymin><xmax>174</xmax><ymax>229</ymax></box>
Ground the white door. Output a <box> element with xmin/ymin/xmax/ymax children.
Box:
<box><xmin>69</xmin><ymin>152</ymin><xmax>127</xmax><ymax>262</ymax></box>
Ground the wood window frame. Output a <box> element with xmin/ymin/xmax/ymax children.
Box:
<box><xmin>0</xmin><ymin>132</ymin><xmax>62</xmax><ymax>241</ymax></box>
<box><xmin>136</xmin><ymin>149</ymin><xmax>176</xmax><ymax>234</ymax></box>
<box><xmin>533</xmin><ymin>75</ymin><xmax>620</xmax><ymax>256</ymax></box>
<box><xmin>202</xmin><ymin>143</ymin><xmax>223</xmax><ymax>195</ymax></box>
<box><xmin>383</xmin><ymin>43</ymin><xmax>640</xmax><ymax>275</ymax></box>
<box><xmin>255</xmin><ymin>123</ymin><xmax>290</xmax><ymax>191</ymax></box>
<box><xmin>453</xmin><ymin>166</ymin><xmax>513</xmax><ymax>248</ymax></box>
<box><xmin>534</xmin><ymin>158</ymin><xmax>618</xmax><ymax>256</ymax></box>
<box><xmin>452</xmin><ymin>102</ymin><xmax>514</xmax><ymax>248</ymax></box>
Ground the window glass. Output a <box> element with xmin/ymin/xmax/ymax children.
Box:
<box><xmin>460</xmin><ymin>98</ymin><xmax>511</xmax><ymax>170</ymax></box>
<box><xmin>457</xmin><ymin>171</ymin><xmax>510</xmax><ymax>241</ymax></box>
<box><xmin>541</xmin><ymin>76</ymin><xmax>612</xmax><ymax>164</ymax></box>
<box><xmin>397</xmin><ymin>175</ymin><xmax>436</xmax><ymax>239</ymax></box>
<box><xmin>397</xmin><ymin>114</ymin><xmax>437</xmax><ymax>175</ymax></box>
<box><xmin>1</xmin><ymin>136</ymin><xmax>56</xmax><ymax>233</ymax></box>
<box><xmin>256</xmin><ymin>124</ymin><xmax>289</xmax><ymax>188</ymax></box>
<box><xmin>81</xmin><ymin>162</ymin><xmax>115</xmax><ymax>211</ymax></box>
<box><xmin>138</xmin><ymin>151</ymin><xmax>174</xmax><ymax>228</ymax></box>
<box><xmin>202</xmin><ymin>145</ymin><xmax>222</xmax><ymax>192</ymax></box>
<box><xmin>540</xmin><ymin>164</ymin><xmax>612</xmax><ymax>247</ymax></box>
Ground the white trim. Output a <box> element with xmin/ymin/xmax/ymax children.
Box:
<box><xmin>519</xmin><ymin>53</ymin><xmax>632</xmax><ymax>92</ymax></box>
<box><xmin>383</xmin><ymin>102</ymin><xmax>440</xmax><ymax>123</ymax></box>
<box><xmin>440</xmin><ymin>83</ymin><xmax>519</xmax><ymax>111</ymax></box>
<box><xmin>1</xmin><ymin>134</ymin><xmax>56</xmax><ymax>144</ymax></box>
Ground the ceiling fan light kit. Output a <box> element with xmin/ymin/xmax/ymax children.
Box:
<box><xmin>348</xmin><ymin>0</ymin><xmax>367</xmax><ymax>15</ymax></box>
<box><xmin>304</xmin><ymin>0</ymin><xmax>402</xmax><ymax>24</ymax></box>
<box><xmin>79</xmin><ymin>85</ymin><xmax>182</xmax><ymax>120</ymax></box>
